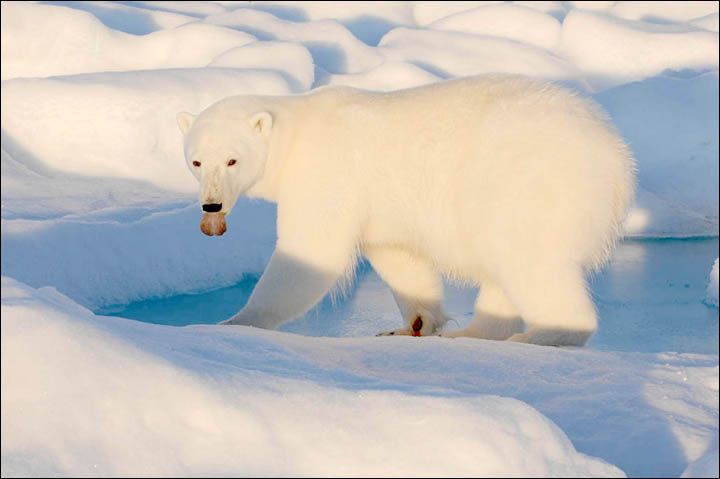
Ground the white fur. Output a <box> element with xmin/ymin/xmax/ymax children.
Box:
<box><xmin>178</xmin><ymin>75</ymin><xmax>635</xmax><ymax>346</ymax></box>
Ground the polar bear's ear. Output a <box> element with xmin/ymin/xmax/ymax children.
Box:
<box><xmin>176</xmin><ymin>112</ymin><xmax>196</xmax><ymax>135</ymax></box>
<box><xmin>249</xmin><ymin>111</ymin><xmax>273</xmax><ymax>137</ymax></box>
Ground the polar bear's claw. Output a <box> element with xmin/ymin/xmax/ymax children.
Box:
<box><xmin>376</xmin><ymin>328</ymin><xmax>412</xmax><ymax>336</ymax></box>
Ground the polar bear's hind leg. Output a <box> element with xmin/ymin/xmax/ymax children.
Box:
<box><xmin>501</xmin><ymin>265</ymin><xmax>597</xmax><ymax>347</ymax></box>
<box><xmin>439</xmin><ymin>279</ymin><xmax>524</xmax><ymax>340</ymax></box>
<box><xmin>365</xmin><ymin>245</ymin><xmax>450</xmax><ymax>337</ymax></box>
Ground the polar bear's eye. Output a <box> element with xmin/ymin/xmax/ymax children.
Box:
<box><xmin>192</xmin><ymin>161</ymin><xmax>201</xmax><ymax>167</ymax></box>
<box><xmin>227</xmin><ymin>159</ymin><xmax>237</xmax><ymax>166</ymax></box>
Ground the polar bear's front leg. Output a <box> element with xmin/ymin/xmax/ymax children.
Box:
<box><xmin>222</xmin><ymin>205</ymin><xmax>360</xmax><ymax>329</ymax></box>
<box><xmin>364</xmin><ymin>245</ymin><xmax>449</xmax><ymax>337</ymax></box>
<box><xmin>222</xmin><ymin>246</ymin><xmax>356</xmax><ymax>328</ymax></box>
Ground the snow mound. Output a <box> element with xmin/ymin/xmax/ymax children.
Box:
<box><xmin>115</xmin><ymin>0</ymin><xmax>227</xmax><ymax>17</ymax></box>
<box><xmin>0</xmin><ymin>147</ymin><xmax>192</xmax><ymax>222</ymax></box>
<box><xmin>681</xmin><ymin>430</ymin><xmax>719</xmax><ymax>478</ymax></box>
<box><xmin>378</xmin><ymin>27</ymin><xmax>583</xmax><ymax>83</ymax></box>
<box><xmin>561</xmin><ymin>10</ymin><xmax>719</xmax><ymax>90</ymax></box>
<box><xmin>428</xmin><ymin>3</ymin><xmax>563</xmax><ymax>51</ymax></box>
<box><xmin>609</xmin><ymin>1</ymin><xmax>719</xmax><ymax>24</ymax></box>
<box><xmin>0</xmin><ymin>2</ymin><xmax>255</xmax><ymax>81</ymax></box>
<box><xmin>0</xmin><ymin>277</ymin><xmax>625</xmax><ymax>478</ymax></box>
<box><xmin>208</xmin><ymin>40</ymin><xmax>315</xmax><ymax>92</ymax></box>
<box><xmin>203</xmin><ymin>8</ymin><xmax>383</xmax><ymax>75</ymax></box>
<box><xmin>690</xmin><ymin>12</ymin><xmax>720</xmax><ymax>32</ymax></box>
<box><xmin>237</xmin><ymin>1</ymin><xmax>415</xmax><ymax>46</ymax></box>
<box><xmin>707</xmin><ymin>258</ymin><xmax>719</xmax><ymax>307</ymax></box>
<box><xmin>0</xmin><ymin>199</ymin><xmax>276</xmax><ymax>309</ymax></box>
<box><xmin>324</xmin><ymin>60</ymin><xmax>440</xmax><ymax>92</ymax></box>
<box><xmin>413</xmin><ymin>1</ymin><xmax>503</xmax><ymax>26</ymax></box>
<box><xmin>564</xmin><ymin>1</ymin><xmax>615</xmax><ymax>13</ymax></box>
<box><xmin>0</xmin><ymin>69</ymin><xmax>292</xmax><ymax>193</ymax></box>
<box><xmin>37</xmin><ymin>0</ymin><xmax>196</xmax><ymax>34</ymax></box>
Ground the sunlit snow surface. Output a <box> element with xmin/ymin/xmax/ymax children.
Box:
<box><xmin>1</xmin><ymin>1</ymin><xmax>718</xmax><ymax>478</ymax></box>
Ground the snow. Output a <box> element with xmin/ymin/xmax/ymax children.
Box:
<box><xmin>707</xmin><ymin>258</ymin><xmax>719</xmax><ymax>307</ymax></box>
<box><xmin>378</xmin><ymin>27</ymin><xmax>583</xmax><ymax>83</ymax></box>
<box><xmin>609</xmin><ymin>1</ymin><xmax>720</xmax><ymax>23</ymax></box>
<box><xmin>412</xmin><ymin>1</ymin><xmax>504</xmax><ymax>26</ymax></box>
<box><xmin>323</xmin><ymin>60</ymin><xmax>440</xmax><ymax>92</ymax></box>
<box><xmin>428</xmin><ymin>4</ymin><xmax>563</xmax><ymax>51</ymax></box>
<box><xmin>1</xmin><ymin>69</ymin><xmax>293</xmax><ymax>192</ymax></box>
<box><xmin>1</xmin><ymin>1</ymin><xmax>718</xmax><ymax>477</ymax></box>
<box><xmin>207</xmin><ymin>41</ymin><xmax>315</xmax><ymax>91</ymax></box>
<box><xmin>691</xmin><ymin>13</ymin><xmax>720</xmax><ymax>32</ymax></box>
<box><xmin>5</xmin><ymin>276</ymin><xmax>718</xmax><ymax>478</ymax></box>
<box><xmin>560</xmin><ymin>10</ymin><xmax>719</xmax><ymax>90</ymax></box>
<box><xmin>236</xmin><ymin>1</ymin><xmax>416</xmax><ymax>46</ymax></box>
<box><xmin>37</xmin><ymin>1</ymin><xmax>197</xmax><ymax>34</ymax></box>
<box><xmin>0</xmin><ymin>2</ymin><xmax>257</xmax><ymax>81</ymax></box>
<box><xmin>202</xmin><ymin>8</ymin><xmax>384</xmax><ymax>74</ymax></box>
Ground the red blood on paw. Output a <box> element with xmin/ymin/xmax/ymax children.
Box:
<box><xmin>412</xmin><ymin>317</ymin><xmax>423</xmax><ymax>336</ymax></box>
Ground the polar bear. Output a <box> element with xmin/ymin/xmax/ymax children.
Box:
<box><xmin>177</xmin><ymin>75</ymin><xmax>635</xmax><ymax>346</ymax></box>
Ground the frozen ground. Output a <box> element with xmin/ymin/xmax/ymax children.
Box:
<box><xmin>1</xmin><ymin>1</ymin><xmax>718</xmax><ymax>477</ymax></box>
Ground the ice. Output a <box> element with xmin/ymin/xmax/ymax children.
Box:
<box><xmin>707</xmin><ymin>258</ymin><xmax>719</xmax><ymax>307</ymax></box>
<box><xmin>99</xmin><ymin>239</ymin><xmax>719</xmax><ymax>356</ymax></box>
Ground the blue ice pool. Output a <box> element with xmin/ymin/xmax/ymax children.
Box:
<box><xmin>98</xmin><ymin>238</ymin><xmax>719</xmax><ymax>354</ymax></box>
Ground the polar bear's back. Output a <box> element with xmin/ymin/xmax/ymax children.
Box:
<box><xmin>310</xmin><ymin>77</ymin><xmax>634</xmax><ymax>275</ymax></box>
<box><xmin>278</xmin><ymin>76</ymin><xmax>635</xmax><ymax>277</ymax></box>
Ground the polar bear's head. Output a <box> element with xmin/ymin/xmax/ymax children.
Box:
<box><xmin>177</xmin><ymin>103</ymin><xmax>273</xmax><ymax>235</ymax></box>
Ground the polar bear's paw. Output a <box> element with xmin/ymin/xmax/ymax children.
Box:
<box><xmin>219</xmin><ymin>314</ymin><xmax>251</xmax><ymax>326</ymax></box>
<box><xmin>376</xmin><ymin>327</ymin><xmax>413</xmax><ymax>336</ymax></box>
<box><xmin>507</xmin><ymin>328</ymin><xmax>593</xmax><ymax>347</ymax></box>
<box><xmin>376</xmin><ymin>313</ymin><xmax>444</xmax><ymax>337</ymax></box>
<box><xmin>219</xmin><ymin>310</ymin><xmax>283</xmax><ymax>329</ymax></box>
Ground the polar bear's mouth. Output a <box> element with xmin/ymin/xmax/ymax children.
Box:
<box><xmin>200</xmin><ymin>212</ymin><xmax>227</xmax><ymax>236</ymax></box>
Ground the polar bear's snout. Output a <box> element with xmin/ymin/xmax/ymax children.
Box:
<box><xmin>200</xmin><ymin>203</ymin><xmax>226</xmax><ymax>235</ymax></box>
<box><xmin>200</xmin><ymin>212</ymin><xmax>227</xmax><ymax>236</ymax></box>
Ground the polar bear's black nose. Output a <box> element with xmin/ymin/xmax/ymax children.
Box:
<box><xmin>202</xmin><ymin>203</ymin><xmax>222</xmax><ymax>213</ymax></box>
